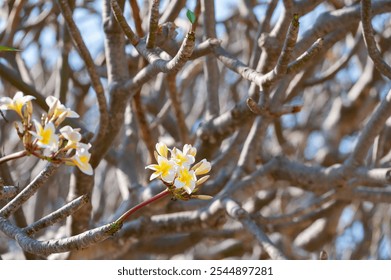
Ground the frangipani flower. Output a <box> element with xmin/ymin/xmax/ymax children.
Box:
<box><xmin>60</xmin><ymin>125</ymin><xmax>82</xmax><ymax>150</ymax></box>
<box><xmin>154</xmin><ymin>142</ymin><xmax>169</xmax><ymax>160</ymax></box>
<box><xmin>146</xmin><ymin>155</ymin><xmax>177</xmax><ymax>183</ymax></box>
<box><xmin>193</xmin><ymin>159</ymin><xmax>211</xmax><ymax>175</ymax></box>
<box><xmin>46</xmin><ymin>96</ymin><xmax>79</xmax><ymax>122</ymax></box>
<box><xmin>171</xmin><ymin>145</ymin><xmax>195</xmax><ymax>167</ymax></box>
<box><xmin>146</xmin><ymin>142</ymin><xmax>211</xmax><ymax>198</ymax></box>
<box><xmin>77</xmin><ymin>142</ymin><xmax>92</xmax><ymax>151</ymax></box>
<box><xmin>30</xmin><ymin>120</ymin><xmax>59</xmax><ymax>155</ymax></box>
<box><xmin>174</xmin><ymin>167</ymin><xmax>197</xmax><ymax>194</ymax></box>
<box><xmin>183</xmin><ymin>144</ymin><xmax>197</xmax><ymax>157</ymax></box>
<box><xmin>1</xmin><ymin>92</ymin><xmax>93</xmax><ymax>176</ymax></box>
<box><xmin>0</xmin><ymin>91</ymin><xmax>36</xmax><ymax>118</ymax></box>
<box><xmin>71</xmin><ymin>146</ymin><xmax>93</xmax><ymax>175</ymax></box>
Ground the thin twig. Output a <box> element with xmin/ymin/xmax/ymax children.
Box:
<box><xmin>247</xmin><ymin>97</ymin><xmax>302</xmax><ymax>117</ymax></box>
<box><xmin>213</xmin><ymin>14</ymin><xmax>300</xmax><ymax>90</ymax></box>
<box><xmin>257</xmin><ymin>191</ymin><xmax>337</xmax><ymax>226</ymax></box>
<box><xmin>129</xmin><ymin>0</ymin><xmax>144</xmax><ymax>37</ymax></box>
<box><xmin>0</xmin><ymin>150</ymin><xmax>28</xmax><ymax>165</ymax></box>
<box><xmin>224</xmin><ymin>198</ymin><xmax>287</xmax><ymax>259</ymax></box>
<box><xmin>146</xmin><ymin>0</ymin><xmax>160</xmax><ymax>49</ymax></box>
<box><xmin>361</xmin><ymin>0</ymin><xmax>391</xmax><ymax>79</ymax></box>
<box><xmin>0</xmin><ymin>163</ymin><xmax>58</xmax><ymax>218</ymax></box>
<box><xmin>167</xmin><ymin>73</ymin><xmax>189</xmax><ymax>144</ymax></box>
<box><xmin>201</xmin><ymin>0</ymin><xmax>220</xmax><ymax>117</ymax></box>
<box><xmin>344</xmin><ymin>89</ymin><xmax>391</xmax><ymax>170</ymax></box>
<box><xmin>132</xmin><ymin>90</ymin><xmax>155</xmax><ymax>163</ymax></box>
<box><xmin>160</xmin><ymin>0</ymin><xmax>186</xmax><ymax>23</ymax></box>
<box><xmin>304</xmin><ymin>34</ymin><xmax>361</xmax><ymax>86</ymax></box>
<box><xmin>287</xmin><ymin>38</ymin><xmax>323</xmax><ymax>75</ymax></box>
<box><xmin>115</xmin><ymin>188</ymin><xmax>170</xmax><ymax>224</ymax></box>
<box><xmin>110</xmin><ymin>0</ymin><xmax>140</xmax><ymax>45</ymax></box>
<box><xmin>112</xmin><ymin>0</ymin><xmax>195</xmax><ymax>73</ymax></box>
<box><xmin>123</xmin><ymin>32</ymin><xmax>196</xmax><ymax>91</ymax></box>
<box><xmin>23</xmin><ymin>195</ymin><xmax>89</xmax><ymax>236</ymax></box>
<box><xmin>56</xmin><ymin>0</ymin><xmax>109</xmax><ymax>146</ymax></box>
<box><xmin>263</xmin><ymin>13</ymin><xmax>300</xmax><ymax>88</ymax></box>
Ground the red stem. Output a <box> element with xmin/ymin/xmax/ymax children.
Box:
<box><xmin>115</xmin><ymin>188</ymin><xmax>171</xmax><ymax>224</ymax></box>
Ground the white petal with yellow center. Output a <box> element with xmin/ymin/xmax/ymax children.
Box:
<box><xmin>60</xmin><ymin>125</ymin><xmax>82</xmax><ymax>149</ymax></box>
<box><xmin>0</xmin><ymin>91</ymin><xmax>36</xmax><ymax>117</ymax></box>
<box><xmin>46</xmin><ymin>96</ymin><xmax>79</xmax><ymax>119</ymax></box>
<box><xmin>155</xmin><ymin>142</ymin><xmax>168</xmax><ymax>158</ymax></box>
<box><xmin>30</xmin><ymin>120</ymin><xmax>59</xmax><ymax>155</ymax></box>
<box><xmin>172</xmin><ymin>147</ymin><xmax>195</xmax><ymax>167</ymax></box>
<box><xmin>72</xmin><ymin>147</ymin><xmax>93</xmax><ymax>175</ymax></box>
<box><xmin>183</xmin><ymin>144</ymin><xmax>197</xmax><ymax>157</ymax></box>
<box><xmin>174</xmin><ymin>167</ymin><xmax>197</xmax><ymax>194</ymax></box>
<box><xmin>145</xmin><ymin>156</ymin><xmax>177</xmax><ymax>183</ymax></box>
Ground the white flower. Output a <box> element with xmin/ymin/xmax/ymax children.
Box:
<box><xmin>145</xmin><ymin>142</ymin><xmax>212</xmax><ymax>196</ymax></box>
<box><xmin>193</xmin><ymin>159</ymin><xmax>211</xmax><ymax>175</ymax></box>
<box><xmin>77</xmin><ymin>142</ymin><xmax>92</xmax><ymax>151</ymax></box>
<box><xmin>60</xmin><ymin>125</ymin><xmax>81</xmax><ymax>149</ymax></box>
<box><xmin>30</xmin><ymin>120</ymin><xmax>59</xmax><ymax>156</ymax></box>
<box><xmin>174</xmin><ymin>166</ymin><xmax>197</xmax><ymax>194</ymax></box>
<box><xmin>71</xmin><ymin>146</ymin><xmax>93</xmax><ymax>175</ymax></box>
<box><xmin>46</xmin><ymin>96</ymin><xmax>79</xmax><ymax>120</ymax></box>
<box><xmin>183</xmin><ymin>144</ymin><xmax>197</xmax><ymax>157</ymax></box>
<box><xmin>0</xmin><ymin>91</ymin><xmax>36</xmax><ymax>118</ymax></box>
<box><xmin>145</xmin><ymin>155</ymin><xmax>177</xmax><ymax>183</ymax></box>
<box><xmin>155</xmin><ymin>142</ymin><xmax>169</xmax><ymax>158</ymax></box>
<box><xmin>171</xmin><ymin>146</ymin><xmax>195</xmax><ymax>167</ymax></box>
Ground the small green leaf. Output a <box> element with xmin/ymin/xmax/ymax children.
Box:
<box><xmin>186</xmin><ymin>9</ymin><xmax>196</xmax><ymax>24</ymax></box>
<box><xmin>0</xmin><ymin>45</ymin><xmax>20</xmax><ymax>52</ymax></box>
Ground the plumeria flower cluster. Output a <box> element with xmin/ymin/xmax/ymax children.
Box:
<box><xmin>146</xmin><ymin>142</ymin><xmax>212</xmax><ymax>200</ymax></box>
<box><xmin>0</xmin><ymin>92</ymin><xmax>93</xmax><ymax>175</ymax></box>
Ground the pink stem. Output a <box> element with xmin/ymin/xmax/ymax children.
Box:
<box><xmin>115</xmin><ymin>188</ymin><xmax>170</xmax><ymax>224</ymax></box>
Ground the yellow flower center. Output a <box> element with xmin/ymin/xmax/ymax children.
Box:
<box><xmin>54</xmin><ymin>107</ymin><xmax>64</xmax><ymax>118</ymax></box>
<box><xmin>79</xmin><ymin>154</ymin><xmax>89</xmax><ymax>164</ymax></box>
<box><xmin>158</xmin><ymin>160</ymin><xmax>172</xmax><ymax>176</ymax></box>
<box><xmin>40</xmin><ymin>128</ymin><xmax>53</xmax><ymax>145</ymax></box>
<box><xmin>178</xmin><ymin>168</ymin><xmax>192</xmax><ymax>185</ymax></box>
<box><xmin>15</xmin><ymin>102</ymin><xmax>24</xmax><ymax>116</ymax></box>
<box><xmin>175</xmin><ymin>153</ymin><xmax>187</xmax><ymax>166</ymax></box>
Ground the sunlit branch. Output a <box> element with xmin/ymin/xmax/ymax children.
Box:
<box><xmin>23</xmin><ymin>195</ymin><xmax>90</xmax><ymax>236</ymax></box>
<box><xmin>0</xmin><ymin>163</ymin><xmax>58</xmax><ymax>218</ymax></box>
<box><xmin>146</xmin><ymin>0</ymin><xmax>160</xmax><ymax>49</ymax></box>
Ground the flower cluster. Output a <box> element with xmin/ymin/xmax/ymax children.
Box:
<box><xmin>146</xmin><ymin>142</ymin><xmax>211</xmax><ymax>200</ymax></box>
<box><xmin>0</xmin><ymin>92</ymin><xmax>93</xmax><ymax>175</ymax></box>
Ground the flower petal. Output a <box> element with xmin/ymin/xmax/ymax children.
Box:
<box><xmin>156</xmin><ymin>142</ymin><xmax>168</xmax><ymax>158</ymax></box>
<box><xmin>194</xmin><ymin>159</ymin><xmax>211</xmax><ymax>175</ymax></box>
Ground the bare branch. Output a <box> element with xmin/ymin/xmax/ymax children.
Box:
<box><xmin>224</xmin><ymin>198</ymin><xmax>287</xmax><ymax>259</ymax></box>
<box><xmin>146</xmin><ymin>0</ymin><xmax>160</xmax><ymax>49</ymax></box>
<box><xmin>361</xmin><ymin>0</ymin><xmax>391</xmax><ymax>79</ymax></box>
<box><xmin>56</xmin><ymin>0</ymin><xmax>109</xmax><ymax>147</ymax></box>
<box><xmin>23</xmin><ymin>195</ymin><xmax>89</xmax><ymax>236</ymax></box>
<box><xmin>0</xmin><ymin>163</ymin><xmax>58</xmax><ymax>219</ymax></box>
<box><xmin>345</xmin><ymin>89</ymin><xmax>391</xmax><ymax>169</ymax></box>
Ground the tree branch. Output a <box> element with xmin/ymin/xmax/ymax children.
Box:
<box><xmin>361</xmin><ymin>0</ymin><xmax>391</xmax><ymax>79</ymax></box>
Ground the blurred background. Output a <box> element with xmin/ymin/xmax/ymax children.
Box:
<box><xmin>1</xmin><ymin>0</ymin><xmax>391</xmax><ymax>260</ymax></box>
